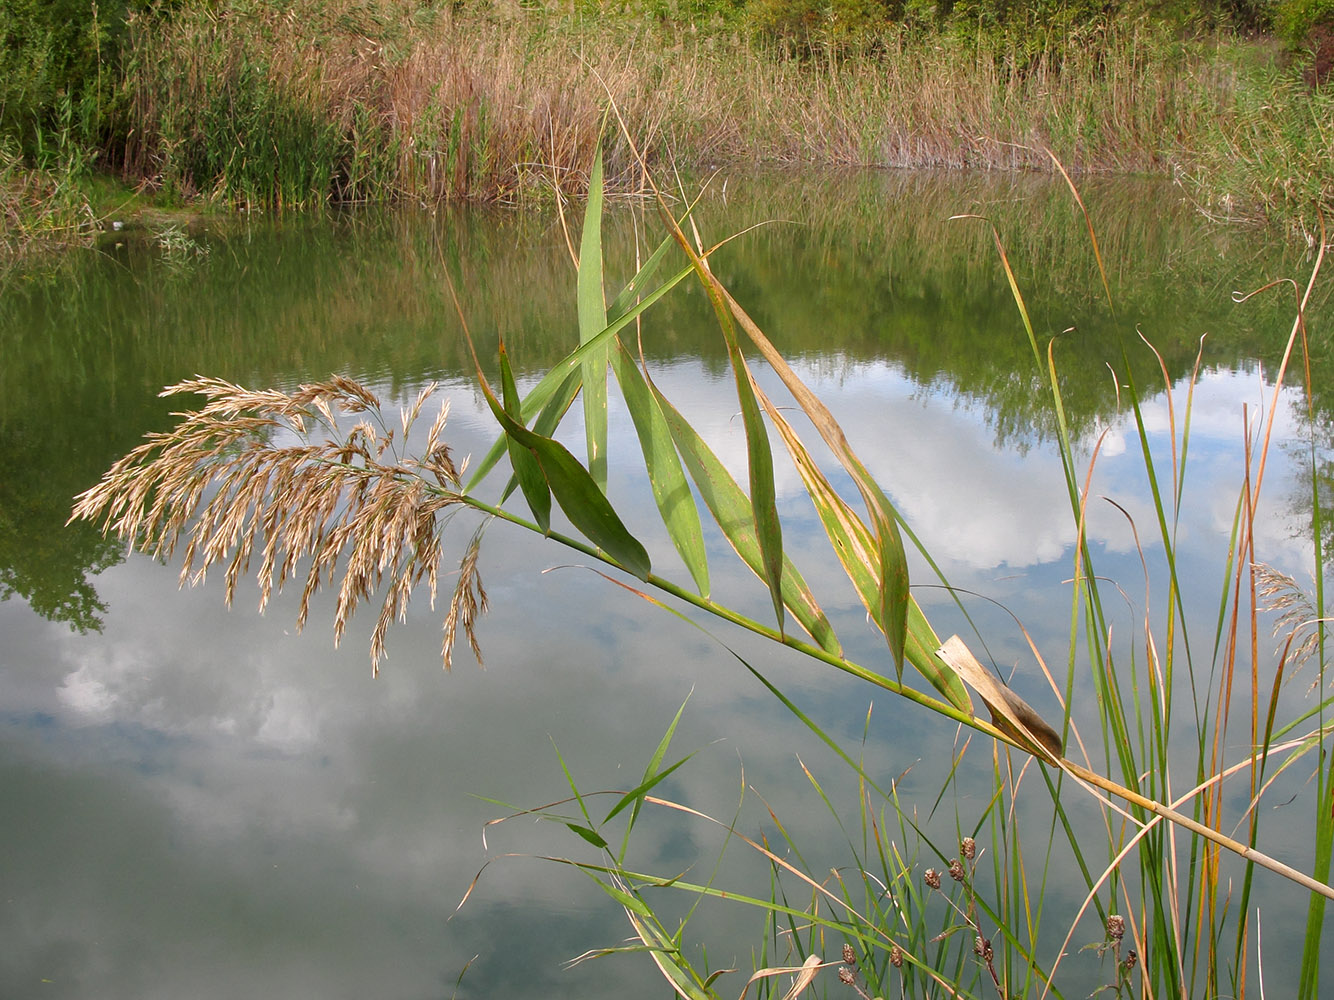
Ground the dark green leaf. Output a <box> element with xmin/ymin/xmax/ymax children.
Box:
<box><xmin>565</xmin><ymin>823</ymin><xmax>609</xmax><ymax>849</ymax></box>
<box><xmin>499</xmin><ymin>341</ymin><xmax>551</xmax><ymax>533</ymax></box>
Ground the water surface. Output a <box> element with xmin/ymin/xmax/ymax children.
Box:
<box><xmin>2</xmin><ymin>170</ymin><xmax>1330</xmax><ymax>999</ymax></box>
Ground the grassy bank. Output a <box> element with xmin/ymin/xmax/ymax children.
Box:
<box><xmin>1</xmin><ymin>0</ymin><xmax>1332</xmax><ymax>251</ymax></box>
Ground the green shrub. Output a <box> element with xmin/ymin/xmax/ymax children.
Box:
<box><xmin>1275</xmin><ymin>0</ymin><xmax>1334</xmax><ymax>42</ymax></box>
<box><xmin>0</xmin><ymin>0</ymin><xmax>173</xmax><ymax>151</ymax></box>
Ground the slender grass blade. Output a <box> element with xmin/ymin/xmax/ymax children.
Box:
<box><xmin>578</xmin><ymin>144</ymin><xmax>609</xmax><ymax>493</ymax></box>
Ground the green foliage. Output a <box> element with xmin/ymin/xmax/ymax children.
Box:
<box><xmin>2</xmin><ymin>0</ymin><xmax>1332</xmax><ymax>238</ymax></box>
<box><xmin>1275</xmin><ymin>0</ymin><xmax>1334</xmax><ymax>41</ymax></box>
<box><xmin>0</xmin><ymin>133</ymin><xmax>95</xmax><ymax>255</ymax></box>
<box><xmin>0</xmin><ymin>0</ymin><xmax>103</xmax><ymax>146</ymax></box>
<box><xmin>0</xmin><ymin>0</ymin><xmax>175</xmax><ymax>152</ymax></box>
<box><xmin>170</xmin><ymin>65</ymin><xmax>343</xmax><ymax>207</ymax></box>
<box><xmin>730</xmin><ymin>0</ymin><xmax>1277</xmax><ymax>39</ymax></box>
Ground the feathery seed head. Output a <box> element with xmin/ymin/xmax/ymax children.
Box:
<box><xmin>69</xmin><ymin>377</ymin><xmax>482</xmax><ymax>675</ymax></box>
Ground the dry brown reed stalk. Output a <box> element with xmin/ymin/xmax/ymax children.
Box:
<box><xmin>70</xmin><ymin>375</ymin><xmax>488</xmax><ymax>675</ymax></box>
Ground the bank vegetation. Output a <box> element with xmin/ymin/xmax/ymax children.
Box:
<box><xmin>2</xmin><ymin>0</ymin><xmax>1332</xmax><ymax>253</ymax></box>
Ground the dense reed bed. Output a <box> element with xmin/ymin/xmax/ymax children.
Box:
<box><xmin>2</xmin><ymin>0</ymin><xmax>1330</xmax><ymax>255</ymax></box>
<box><xmin>0</xmin><ymin>130</ymin><xmax>96</xmax><ymax>256</ymax></box>
<box><xmin>116</xmin><ymin>1</ymin><xmax>1328</xmax><ymax>213</ymax></box>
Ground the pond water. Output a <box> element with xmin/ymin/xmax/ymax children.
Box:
<box><xmin>1</xmin><ymin>169</ymin><xmax>1331</xmax><ymax>1000</ymax></box>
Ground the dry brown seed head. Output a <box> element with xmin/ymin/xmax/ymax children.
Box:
<box><xmin>1124</xmin><ymin>949</ymin><xmax>1138</xmax><ymax>970</ymax></box>
<box><xmin>838</xmin><ymin>967</ymin><xmax>856</xmax><ymax>986</ymax></box>
<box><xmin>948</xmin><ymin>859</ymin><xmax>965</xmax><ymax>882</ymax></box>
<box><xmin>842</xmin><ymin>943</ymin><xmax>856</xmax><ymax>966</ymax></box>
<box><xmin>961</xmin><ymin>836</ymin><xmax>976</xmax><ymax>860</ymax></box>
<box><xmin>924</xmin><ymin>868</ymin><xmax>941</xmax><ymax>890</ymax></box>
<box><xmin>1107</xmin><ymin>914</ymin><xmax>1125</xmax><ymax>941</ymax></box>
<box><xmin>889</xmin><ymin>945</ymin><xmax>903</xmax><ymax>969</ymax></box>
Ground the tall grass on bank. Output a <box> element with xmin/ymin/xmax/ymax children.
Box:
<box><xmin>0</xmin><ymin>133</ymin><xmax>96</xmax><ymax>257</ymax></box>
<box><xmin>71</xmin><ymin>140</ymin><xmax>1334</xmax><ymax>996</ymax></box>
<box><xmin>96</xmin><ymin>0</ymin><xmax>1330</xmax><ymax>222</ymax></box>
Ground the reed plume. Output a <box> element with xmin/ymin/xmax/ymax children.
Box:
<box><xmin>70</xmin><ymin>375</ymin><xmax>487</xmax><ymax>674</ymax></box>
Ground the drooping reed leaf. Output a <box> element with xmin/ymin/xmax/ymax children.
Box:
<box><xmin>648</xmin><ymin>374</ymin><xmax>839</xmax><ymax>656</ymax></box>
<box><xmin>498</xmin><ymin>342</ymin><xmax>551</xmax><ymax>533</ymax></box>
<box><xmin>611</xmin><ymin>339</ymin><xmax>710</xmax><ymax>596</ymax></box>
<box><xmin>723</xmin><ymin>316</ymin><xmax>784</xmax><ymax>634</ymax></box>
<box><xmin>476</xmin><ymin>352</ymin><xmax>651</xmax><ymax>581</ymax></box>
<box><xmin>717</xmin><ymin>285</ymin><xmax>914</xmax><ymax>679</ymax></box>
<box><xmin>756</xmin><ymin>385</ymin><xmax>969</xmax><ymax>710</ymax></box>
<box><xmin>652</xmin><ymin>209</ymin><xmax>786</xmax><ymax>634</ymax></box>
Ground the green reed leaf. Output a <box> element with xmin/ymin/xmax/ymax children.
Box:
<box><xmin>734</xmin><ymin>350</ymin><xmax>785</xmax><ymax>635</ymax></box>
<box><xmin>611</xmin><ymin>339</ymin><xmax>710</xmax><ymax>596</ymax></box>
<box><xmin>758</xmin><ymin>387</ymin><xmax>967</xmax><ymax>708</ymax></box>
<box><xmin>603</xmin><ymin>753</ymin><xmax>695</xmax><ymax>826</ymax></box>
<box><xmin>464</xmin><ymin>256</ymin><xmax>695</xmax><ymax>493</ymax></box>
<box><xmin>712</xmin><ymin>302</ymin><xmax>783</xmax><ymax>634</ymax></box>
<box><xmin>478</xmin><ymin>361</ymin><xmax>651</xmax><ymax>581</ymax></box>
<box><xmin>579</xmin><ymin>144</ymin><xmax>609</xmax><ymax>493</ymax></box>
<box><xmin>716</xmin><ymin>284</ymin><xmax>918</xmax><ymax>681</ymax></box>
<box><xmin>875</xmin><ymin>501</ymin><xmax>911</xmax><ymax>679</ymax></box>
<box><xmin>648</xmin><ymin>375</ymin><xmax>840</xmax><ymax>655</ymax></box>
<box><xmin>565</xmin><ymin>823</ymin><xmax>610</xmax><ymax>850</ymax></box>
<box><xmin>499</xmin><ymin>342</ymin><xmax>551</xmax><ymax>533</ymax></box>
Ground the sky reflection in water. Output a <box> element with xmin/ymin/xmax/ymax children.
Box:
<box><xmin>0</xmin><ymin>175</ymin><xmax>1328</xmax><ymax>999</ymax></box>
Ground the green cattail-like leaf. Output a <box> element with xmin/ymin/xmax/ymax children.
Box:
<box><xmin>611</xmin><ymin>339</ymin><xmax>709</xmax><ymax>597</ymax></box>
<box><xmin>649</xmin><ymin>377</ymin><xmax>839</xmax><ymax>655</ymax></box>
<box><xmin>499</xmin><ymin>342</ymin><xmax>551</xmax><ymax>533</ymax></box>
<box><xmin>578</xmin><ymin>144</ymin><xmax>609</xmax><ymax>493</ymax></box>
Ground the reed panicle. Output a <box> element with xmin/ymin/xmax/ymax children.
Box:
<box><xmin>1256</xmin><ymin>561</ymin><xmax>1325</xmax><ymax>680</ymax></box>
<box><xmin>70</xmin><ymin>375</ymin><xmax>483</xmax><ymax>674</ymax></box>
